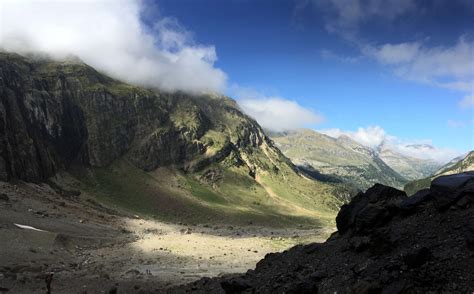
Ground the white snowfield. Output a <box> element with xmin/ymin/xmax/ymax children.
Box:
<box><xmin>14</xmin><ymin>223</ymin><xmax>47</xmax><ymax>232</ymax></box>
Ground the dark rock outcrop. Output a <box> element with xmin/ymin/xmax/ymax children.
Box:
<box><xmin>430</xmin><ymin>171</ymin><xmax>474</xmax><ymax>211</ymax></box>
<box><xmin>336</xmin><ymin>184</ymin><xmax>406</xmax><ymax>234</ymax></box>
<box><xmin>172</xmin><ymin>172</ymin><xmax>474</xmax><ymax>293</ymax></box>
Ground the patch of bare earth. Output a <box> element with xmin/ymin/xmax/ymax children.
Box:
<box><xmin>0</xmin><ymin>180</ymin><xmax>331</xmax><ymax>293</ymax></box>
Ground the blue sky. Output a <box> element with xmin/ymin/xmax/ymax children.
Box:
<box><xmin>151</xmin><ymin>0</ymin><xmax>473</xmax><ymax>157</ymax></box>
<box><xmin>1</xmin><ymin>0</ymin><xmax>472</xmax><ymax>162</ymax></box>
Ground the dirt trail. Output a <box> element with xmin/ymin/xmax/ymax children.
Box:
<box><xmin>0</xmin><ymin>181</ymin><xmax>332</xmax><ymax>293</ymax></box>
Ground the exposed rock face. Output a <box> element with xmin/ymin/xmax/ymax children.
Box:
<box><xmin>0</xmin><ymin>52</ymin><xmax>288</xmax><ymax>183</ymax></box>
<box><xmin>336</xmin><ymin>184</ymin><xmax>406</xmax><ymax>234</ymax></box>
<box><xmin>0</xmin><ymin>51</ymin><xmax>346</xmax><ymax>227</ymax></box>
<box><xmin>174</xmin><ymin>172</ymin><xmax>474</xmax><ymax>293</ymax></box>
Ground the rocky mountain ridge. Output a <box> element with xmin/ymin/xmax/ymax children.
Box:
<box><xmin>0</xmin><ymin>51</ymin><xmax>343</xmax><ymax>226</ymax></box>
<box><xmin>270</xmin><ymin>129</ymin><xmax>408</xmax><ymax>191</ymax></box>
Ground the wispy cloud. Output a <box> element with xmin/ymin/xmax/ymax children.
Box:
<box><xmin>314</xmin><ymin>0</ymin><xmax>416</xmax><ymax>39</ymax></box>
<box><xmin>232</xmin><ymin>86</ymin><xmax>323</xmax><ymax>132</ymax></box>
<box><xmin>459</xmin><ymin>95</ymin><xmax>474</xmax><ymax>108</ymax></box>
<box><xmin>447</xmin><ymin>119</ymin><xmax>466</xmax><ymax>128</ymax></box>
<box><xmin>0</xmin><ymin>0</ymin><xmax>227</xmax><ymax>93</ymax></box>
<box><xmin>320</xmin><ymin>49</ymin><xmax>361</xmax><ymax>64</ymax></box>
<box><xmin>319</xmin><ymin>126</ymin><xmax>462</xmax><ymax>163</ymax></box>
<box><xmin>299</xmin><ymin>0</ymin><xmax>474</xmax><ymax>106</ymax></box>
<box><xmin>320</xmin><ymin>126</ymin><xmax>390</xmax><ymax>148</ymax></box>
<box><xmin>362</xmin><ymin>37</ymin><xmax>474</xmax><ymax>104</ymax></box>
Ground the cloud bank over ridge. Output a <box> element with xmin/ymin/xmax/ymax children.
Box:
<box><xmin>232</xmin><ymin>86</ymin><xmax>324</xmax><ymax>132</ymax></box>
<box><xmin>0</xmin><ymin>0</ymin><xmax>227</xmax><ymax>93</ymax></box>
<box><xmin>320</xmin><ymin>126</ymin><xmax>462</xmax><ymax>163</ymax></box>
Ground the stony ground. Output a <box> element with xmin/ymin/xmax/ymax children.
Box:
<box><xmin>0</xmin><ymin>180</ymin><xmax>331</xmax><ymax>294</ymax></box>
<box><xmin>174</xmin><ymin>173</ymin><xmax>474</xmax><ymax>293</ymax></box>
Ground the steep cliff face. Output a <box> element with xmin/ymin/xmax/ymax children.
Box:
<box><xmin>0</xmin><ymin>52</ymin><xmax>277</xmax><ymax>182</ymax></box>
<box><xmin>0</xmin><ymin>52</ymin><xmax>343</xmax><ymax>225</ymax></box>
<box><xmin>0</xmin><ymin>54</ymin><xmax>88</xmax><ymax>181</ymax></box>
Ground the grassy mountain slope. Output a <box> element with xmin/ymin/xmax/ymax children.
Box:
<box><xmin>404</xmin><ymin>151</ymin><xmax>474</xmax><ymax>195</ymax></box>
<box><xmin>0</xmin><ymin>52</ymin><xmax>343</xmax><ymax>227</ymax></box>
<box><xmin>270</xmin><ymin>129</ymin><xmax>407</xmax><ymax>191</ymax></box>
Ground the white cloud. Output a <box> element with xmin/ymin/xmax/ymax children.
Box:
<box><xmin>440</xmin><ymin>81</ymin><xmax>474</xmax><ymax>92</ymax></box>
<box><xmin>0</xmin><ymin>0</ymin><xmax>227</xmax><ymax>93</ymax></box>
<box><xmin>394</xmin><ymin>144</ymin><xmax>461</xmax><ymax>163</ymax></box>
<box><xmin>316</xmin><ymin>0</ymin><xmax>416</xmax><ymax>38</ymax></box>
<box><xmin>460</xmin><ymin>95</ymin><xmax>474</xmax><ymax>108</ymax></box>
<box><xmin>319</xmin><ymin>126</ymin><xmax>462</xmax><ymax>163</ymax></box>
<box><xmin>364</xmin><ymin>38</ymin><xmax>474</xmax><ymax>87</ymax></box>
<box><xmin>364</xmin><ymin>42</ymin><xmax>421</xmax><ymax>65</ymax></box>
<box><xmin>320</xmin><ymin>49</ymin><xmax>361</xmax><ymax>63</ymax></box>
<box><xmin>312</xmin><ymin>0</ymin><xmax>474</xmax><ymax>104</ymax></box>
<box><xmin>447</xmin><ymin>120</ymin><xmax>466</xmax><ymax>128</ymax></box>
<box><xmin>320</xmin><ymin>126</ymin><xmax>389</xmax><ymax>148</ymax></box>
<box><xmin>233</xmin><ymin>86</ymin><xmax>323</xmax><ymax>132</ymax></box>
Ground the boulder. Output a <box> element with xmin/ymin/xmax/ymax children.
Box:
<box><xmin>220</xmin><ymin>277</ymin><xmax>251</xmax><ymax>293</ymax></box>
<box><xmin>399</xmin><ymin>189</ymin><xmax>431</xmax><ymax>212</ymax></box>
<box><xmin>0</xmin><ymin>156</ymin><xmax>8</xmax><ymax>181</ymax></box>
<box><xmin>0</xmin><ymin>193</ymin><xmax>9</xmax><ymax>202</ymax></box>
<box><xmin>431</xmin><ymin>172</ymin><xmax>474</xmax><ymax>211</ymax></box>
<box><xmin>403</xmin><ymin>247</ymin><xmax>432</xmax><ymax>269</ymax></box>
<box><xmin>431</xmin><ymin>172</ymin><xmax>474</xmax><ymax>191</ymax></box>
<box><xmin>464</xmin><ymin>219</ymin><xmax>474</xmax><ymax>249</ymax></box>
<box><xmin>336</xmin><ymin>184</ymin><xmax>406</xmax><ymax>234</ymax></box>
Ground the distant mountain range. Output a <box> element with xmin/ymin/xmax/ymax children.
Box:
<box><xmin>404</xmin><ymin>151</ymin><xmax>474</xmax><ymax>195</ymax></box>
<box><xmin>270</xmin><ymin>129</ymin><xmax>441</xmax><ymax>191</ymax></box>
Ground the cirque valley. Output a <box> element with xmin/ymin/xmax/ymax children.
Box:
<box><xmin>0</xmin><ymin>0</ymin><xmax>473</xmax><ymax>293</ymax></box>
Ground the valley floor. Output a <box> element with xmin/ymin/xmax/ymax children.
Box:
<box><xmin>0</xmin><ymin>180</ymin><xmax>332</xmax><ymax>293</ymax></box>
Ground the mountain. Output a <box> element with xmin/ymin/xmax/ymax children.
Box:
<box><xmin>0</xmin><ymin>52</ymin><xmax>345</xmax><ymax>227</ymax></box>
<box><xmin>270</xmin><ymin>129</ymin><xmax>407</xmax><ymax>191</ymax></box>
<box><xmin>434</xmin><ymin>152</ymin><xmax>472</xmax><ymax>176</ymax></box>
<box><xmin>376</xmin><ymin>142</ymin><xmax>440</xmax><ymax>181</ymax></box>
<box><xmin>177</xmin><ymin>172</ymin><xmax>474</xmax><ymax>293</ymax></box>
<box><xmin>404</xmin><ymin>151</ymin><xmax>474</xmax><ymax>195</ymax></box>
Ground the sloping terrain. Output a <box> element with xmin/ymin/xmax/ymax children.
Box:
<box><xmin>434</xmin><ymin>151</ymin><xmax>474</xmax><ymax>176</ymax></box>
<box><xmin>0</xmin><ymin>178</ymin><xmax>331</xmax><ymax>293</ymax></box>
<box><xmin>405</xmin><ymin>151</ymin><xmax>474</xmax><ymax>195</ymax></box>
<box><xmin>0</xmin><ymin>51</ymin><xmax>344</xmax><ymax>227</ymax></box>
<box><xmin>175</xmin><ymin>172</ymin><xmax>474</xmax><ymax>293</ymax></box>
<box><xmin>376</xmin><ymin>142</ymin><xmax>440</xmax><ymax>181</ymax></box>
<box><xmin>271</xmin><ymin>129</ymin><xmax>407</xmax><ymax>191</ymax></box>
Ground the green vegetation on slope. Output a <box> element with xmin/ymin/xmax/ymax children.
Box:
<box><xmin>72</xmin><ymin>160</ymin><xmax>337</xmax><ymax>228</ymax></box>
<box><xmin>0</xmin><ymin>51</ymin><xmax>347</xmax><ymax>228</ymax></box>
<box><xmin>270</xmin><ymin>129</ymin><xmax>407</xmax><ymax>191</ymax></box>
